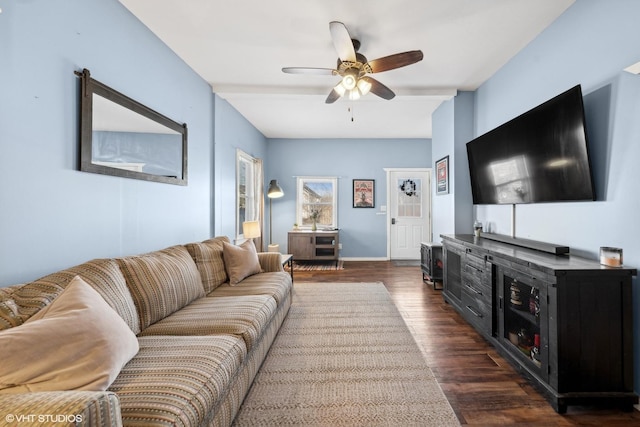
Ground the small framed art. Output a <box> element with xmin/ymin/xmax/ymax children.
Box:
<box><xmin>435</xmin><ymin>156</ymin><xmax>449</xmax><ymax>195</ymax></box>
<box><xmin>353</xmin><ymin>179</ymin><xmax>375</xmax><ymax>208</ymax></box>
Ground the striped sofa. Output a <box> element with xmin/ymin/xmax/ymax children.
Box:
<box><xmin>0</xmin><ymin>236</ymin><xmax>293</xmax><ymax>426</ymax></box>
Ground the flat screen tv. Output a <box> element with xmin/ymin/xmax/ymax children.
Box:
<box><xmin>466</xmin><ymin>85</ymin><xmax>595</xmax><ymax>205</ymax></box>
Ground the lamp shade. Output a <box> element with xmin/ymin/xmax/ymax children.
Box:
<box><xmin>267</xmin><ymin>180</ymin><xmax>284</xmax><ymax>198</ymax></box>
<box><xmin>242</xmin><ymin>221</ymin><xmax>261</xmax><ymax>239</ymax></box>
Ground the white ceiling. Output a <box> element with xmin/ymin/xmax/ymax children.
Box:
<box><xmin>119</xmin><ymin>0</ymin><xmax>574</xmax><ymax>139</ymax></box>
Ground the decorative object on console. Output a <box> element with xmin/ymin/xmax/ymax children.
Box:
<box><xmin>353</xmin><ymin>179</ymin><xmax>374</xmax><ymax>208</ymax></box>
<box><xmin>309</xmin><ymin>210</ymin><xmax>320</xmax><ymax>231</ymax></box>
<box><xmin>600</xmin><ymin>247</ymin><xmax>623</xmax><ymax>267</ymax></box>
<box><xmin>267</xmin><ymin>180</ymin><xmax>284</xmax><ymax>252</ymax></box>
<box><xmin>435</xmin><ymin>156</ymin><xmax>449</xmax><ymax>195</ymax></box>
<box><xmin>473</xmin><ymin>220</ymin><xmax>482</xmax><ymax>237</ymax></box>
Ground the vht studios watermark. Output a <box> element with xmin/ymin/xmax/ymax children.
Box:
<box><xmin>4</xmin><ymin>413</ymin><xmax>83</xmax><ymax>424</ymax></box>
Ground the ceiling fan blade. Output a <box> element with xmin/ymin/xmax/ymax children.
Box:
<box><xmin>325</xmin><ymin>87</ymin><xmax>342</xmax><ymax>104</ymax></box>
<box><xmin>282</xmin><ymin>67</ymin><xmax>337</xmax><ymax>76</ymax></box>
<box><xmin>329</xmin><ymin>21</ymin><xmax>356</xmax><ymax>62</ymax></box>
<box><xmin>367</xmin><ymin>50</ymin><xmax>424</xmax><ymax>73</ymax></box>
<box><xmin>361</xmin><ymin>76</ymin><xmax>395</xmax><ymax>100</ymax></box>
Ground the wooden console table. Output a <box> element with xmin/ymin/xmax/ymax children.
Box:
<box><xmin>441</xmin><ymin>234</ymin><xmax>637</xmax><ymax>413</ymax></box>
<box><xmin>287</xmin><ymin>230</ymin><xmax>340</xmax><ymax>268</ymax></box>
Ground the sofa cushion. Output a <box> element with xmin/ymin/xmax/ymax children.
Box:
<box><xmin>0</xmin><ymin>258</ymin><xmax>142</xmax><ymax>335</ymax></box>
<box><xmin>257</xmin><ymin>252</ymin><xmax>286</xmax><ymax>273</ymax></box>
<box><xmin>139</xmin><ymin>295</ymin><xmax>277</xmax><ymax>351</ymax></box>
<box><xmin>117</xmin><ymin>245</ymin><xmax>205</xmax><ymax>330</ymax></box>
<box><xmin>0</xmin><ymin>390</ymin><xmax>122</xmax><ymax>427</ymax></box>
<box><xmin>223</xmin><ymin>240</ymin><xmax>262</xmax><ymax>285</ymax></box>
<box><xmin>0</xmin><ymin>276</ymin><xmax>139</xmax><ymax>394</ymax></box>
<box><xmin>66</xmin><ymin>258</ymin><xmax>141</xmax><ymax>335</ymax></box>
<box><xmin>0</xmin><ymin>281</ymin><xmax>65</xmax><ymax>331</ymax></box>
<box><xmin>184</xmin><ymin>236</ymin><xmax>230</xmax><ymax>293</ymax></box>
<box><xmin>211</xmin><ymin>271</ymin><xmax>292</xmax><ymax>304</ymax></box>
<box><xmin>110</xmin><ymin>335</ymin><xmax>247</xmax><ymax>427</ymax></box>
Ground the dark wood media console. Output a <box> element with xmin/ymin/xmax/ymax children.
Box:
<box><xmin>441</xmin><ymin>234</ymin><xmax>637</xmax><ymax>413</ymax></box>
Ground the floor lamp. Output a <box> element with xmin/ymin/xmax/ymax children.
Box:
<box><xmin>267</xmin><ymin>179</ymin><xmax>284</xmax><ymax>252</ymax></box>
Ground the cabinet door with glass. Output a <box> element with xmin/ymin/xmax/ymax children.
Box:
<box><xmin>496</xmin><ymin>265</ymin><xmax>549</xmax><ymax>383</ymax></box>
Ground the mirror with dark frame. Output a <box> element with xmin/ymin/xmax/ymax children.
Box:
<box><xmin>76</xmin><ymin>69</ymin><xmax>188</xmax><ymax>185</ymax></box>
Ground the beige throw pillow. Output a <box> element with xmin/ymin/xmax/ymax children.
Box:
<box><xmin>185</xmin><ymin>236</ymin><xmax>230</xmax><ymax>293</ymax></box>
<box><xmin>0</xmin><ymin>276</ymin><xmax>139</xmax><ymax>394</ymax></box>
<box><xmin>223</xmin><ymin>240</ymin><xmax>262</xmax><ymax>285</ymax></box>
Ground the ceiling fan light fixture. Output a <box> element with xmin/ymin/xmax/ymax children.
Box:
<box><xmin>357</xmin><ymin>78</ymin><xmax>372</xmax><ymax>96</ymax></box>
<box><xmin>283</xmin><ymin>21</ymin><xmax>423</xmax><ymax>105</ymax></box>
<box><xmin>341</xmin><ymin>73</ymin><xmax>357</xmax><ymax>91</ymax></box>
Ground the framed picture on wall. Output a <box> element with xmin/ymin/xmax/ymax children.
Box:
<box><xmin>353</xmin><ymin>179</ymin><xmax>375</xmax><ymax>208</ymax></box>
<box><xmin>435</xmin><ymin>156</ymin><xmax>449</xmax><ymax>195</ymax></box>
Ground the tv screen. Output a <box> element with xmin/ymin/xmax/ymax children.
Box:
<box><xmin>466</xmin><ymin>85</ymin><xmax>595</xmax><ymax>205</ymax></box>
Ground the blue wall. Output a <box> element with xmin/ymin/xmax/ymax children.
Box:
<box><xmin>213</xmin><ymin>95</ymin><xmax>268</xmax><ymax>239</ymax></box>
<box><xmin>474</xmin><ymin>1</ymin><xmax>640</xmax><ymax>260</ymax></box>
<box><xmin>266</xmin><ymin>138</ymin><xmax>431</xmax><ymax>259</ymax></box>
<box><xmin>431</xmin><ymin>100</ymin><xmax>456</xmax><ymax>240</ymax></box>
<box><xmin>433</xmin><ymin>0</ymin><xmax>640</xmax><ymax>390</ymax></box>
<box><xmin>0</xmin><ymin>0</ymin><xmax>214</xmax><ymax>285</ymax></box>
<box><xmin>432</xmin><ymin>92</ymin><xmax>475</xmax><ymax>240</ymax></box>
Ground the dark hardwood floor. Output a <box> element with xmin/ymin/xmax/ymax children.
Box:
<box><xmin>292</xmin><ymin>260</ymin><xmax>640</xmax><ymax>426</ymax></box>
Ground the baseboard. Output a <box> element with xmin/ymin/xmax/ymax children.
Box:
<box><xmin>340</xmin><ymin>257</ymin><xmax>389</xmax><ymax>262</ymax></box>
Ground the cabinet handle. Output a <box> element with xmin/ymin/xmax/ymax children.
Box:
<box><xmin>466</xmin><ymin>284</ymin><xmax>483</xmax><ymax>295</ymax></box>
<box><xmin>466</xmin><ymin>264</ymin><xmax>483</xmax><ymax>274</ymax></box>
<box><xmin>466</xmin><ymin>305</ymin><xmax>483</xmax><ymax>318</ymax></box>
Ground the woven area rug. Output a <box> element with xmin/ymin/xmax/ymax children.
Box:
<box><xmin>285</xmin><ymin>260</ymin><xmax>344</xmax><ymax>271</ymax></box>
<box><xmin>232</xmin><ymin>282</ymin><xmax>460</xmax><ymax>426</ymax></box>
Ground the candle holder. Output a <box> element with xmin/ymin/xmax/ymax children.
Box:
<box><xmin>600</xmin><ymin>247</ymin><xmax>623</xmax><ymax>267</ymax></box>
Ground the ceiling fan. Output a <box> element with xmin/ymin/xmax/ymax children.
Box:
<box><xmin>282</xmin><ymin>21</ymin><xmax>424</xmax><ymax>104</ymax></box>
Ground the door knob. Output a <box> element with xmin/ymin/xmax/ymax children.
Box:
<box><xmin>391</xmin><ymin>218</ymin><xmax>396</xmax><ymax>225</ymax></box>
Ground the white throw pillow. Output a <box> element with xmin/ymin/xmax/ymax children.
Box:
<box><xmin>0</xmin><ymin>275</ymin><xmax>139</xmax><ymax>394</ymax></box>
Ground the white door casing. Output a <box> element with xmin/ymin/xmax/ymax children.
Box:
<box><xmin>386</xmin><ymin>168</ymin><xmax>432</xmax><ymax>260</ymax></box>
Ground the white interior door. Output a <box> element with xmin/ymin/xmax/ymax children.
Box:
<box><xmin>388</xmin><ymin>169</ymin><xmax>432</xmax><ymax>260</ymax></box>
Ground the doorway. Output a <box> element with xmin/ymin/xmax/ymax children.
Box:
<box><xmin>386</xmin><ymin>168</ymin><xmax>432</xmax><ymax>260</ymax></box>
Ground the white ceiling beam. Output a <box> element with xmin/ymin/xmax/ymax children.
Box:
<box><xmin>213</xmin><ymin>84</ymin><xmax>457</xmax><ymax>100</ymax></box>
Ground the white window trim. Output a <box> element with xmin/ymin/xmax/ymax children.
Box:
<box><xmin>295</xmin><ymin>176</ymin><xmax>338</xmax><ymax>229</ymax></box>
<box><xmin>236</xmin><ymin>149</ymin><xmax>262</xmax><ymax>240</ymax></box>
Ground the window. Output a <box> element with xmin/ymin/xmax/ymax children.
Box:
<box><xmin>296</xmin><ymin>177</ymin><xmax>338</xmax><ymax>229</ymax></box>
<box><xmin>236</xmin><ymin>150</ymin><xmax>263</xmax><ymax>239</ymax></box>
<box><xmin>397</xmin><ymin>178</ymin><xmax>423</xmax><ymax>217</ymax></box>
